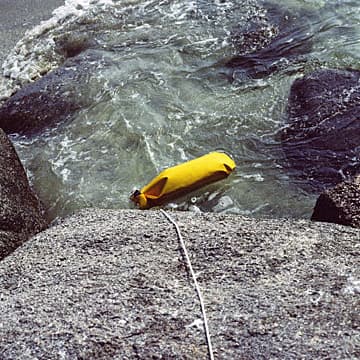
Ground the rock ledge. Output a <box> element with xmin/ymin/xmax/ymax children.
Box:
<box><xmin>0</xmin><ymin>208</ymin><xmax>358</xmax><ymax>359</ymax></box>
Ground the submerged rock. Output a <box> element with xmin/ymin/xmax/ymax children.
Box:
<box><xmin>281</xmin><ymin>68</ymin><xmax>360</xmax><ymax>190</ymax></box>
<box><xmin>226</xmin><ymin>4</ymin><xmax>314</xmax><ymax>81</ymax></box>
<box><xmin>0</xmin><ymin>209</ymin><xmax>358</xmax><ymax>358</ymax></box>
<box><xmin>0</xmin><ymin>50</ymin><xmax>109</xmax><ymax>135</ymax></box>
<box><xmin>0</xmin><ymin>129</ymin><xmax>46</xmax><ymax>258</ymax></box>
<box><xmin>311</xmin><ymin>180</ymin><xmax>360</xmax><ymax>228</ymax></box>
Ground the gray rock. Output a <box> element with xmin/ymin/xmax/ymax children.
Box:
<box><xmin>0</xmin><ymin>208</ymin><xmax>358</xmax><ymax>359</ymax></box>
<box><xmin>281</xmin><ymin>68</ymin><xmax>360</xmax><ymax>190</ymax></box>
<box><xmin>0</xmin><ymin>0</ymin><xmax>64</xmax><ymax>66</ymax></box>
<box><xmin>311</xmin><ymin>180</ymin><xmax>360</xmax><ymax>228</ymax></box>
<box><xmin>0</xmin><ymin>129</ymin><xmax>47</xmax><ymax>258</ymax></box>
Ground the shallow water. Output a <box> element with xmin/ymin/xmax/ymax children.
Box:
<box><xmin>2</xmin><ymin>0</ymin><xmax>360</xmax><ymax>220</ymax></box>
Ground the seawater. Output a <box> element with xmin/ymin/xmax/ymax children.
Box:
<box><xmin>1</xmin><ymin>0</ymin><xmax>359</xmax><ymax>221</ymax></box>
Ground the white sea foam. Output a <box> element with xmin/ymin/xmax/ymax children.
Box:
<box><xmin>0</xmin><ymin>0</ymin><xmax>268</xmax><ymax>104</ymax></box>
<box><xmin>241</xmin><ymin>173</ymin><xmax>265</xmax><ymax>182</ymax></box>
<box><xmin>0</xmin><ymin>0</ymin><xmax>122</xmax><ymax>100</ymax></box>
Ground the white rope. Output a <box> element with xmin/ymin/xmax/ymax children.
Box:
<box><xmin>160</xmin><ymin>209</ymin><xmax>215</xmax><ymax>360</ymax></box>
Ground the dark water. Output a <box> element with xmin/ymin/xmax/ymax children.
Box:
<box><xmin>1</xmin><ymin>0</ymin><xmax>359</xmax><ymax>220</ymax></box>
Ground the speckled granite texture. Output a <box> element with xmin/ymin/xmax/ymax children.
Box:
<box><xmin>0</xmin><ymin>209</ymin><xmax>358</xmax><ymax>359</ymax></box>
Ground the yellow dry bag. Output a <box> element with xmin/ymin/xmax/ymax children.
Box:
<box><xmin>130</xmin><ymin>152</ymin><xmax>236</xmax><ymax>209</ymax></box>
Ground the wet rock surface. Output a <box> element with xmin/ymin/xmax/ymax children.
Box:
<box><xmin>0</xmin><ymin>50</ymin><xmax>109</xmax><ymax>135</ymax></box>
<box><xmin>0</xmin><ymin>129</ymin><xmax>46</xmax><ymax>258</ymax></box>
<box><xmin>0</xmin><ymin>208</ymin><xmax>358</xmax><ymax>359</ymax></box>
<box><xmin>312</xmin><ymin>180</ymin><xmax>360</xmax><ymax>228</ymax></box>
<box><xmin>281</xmin><ymin>68</ymin><xmax>360</xmax><ymax>190</ymax></box>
